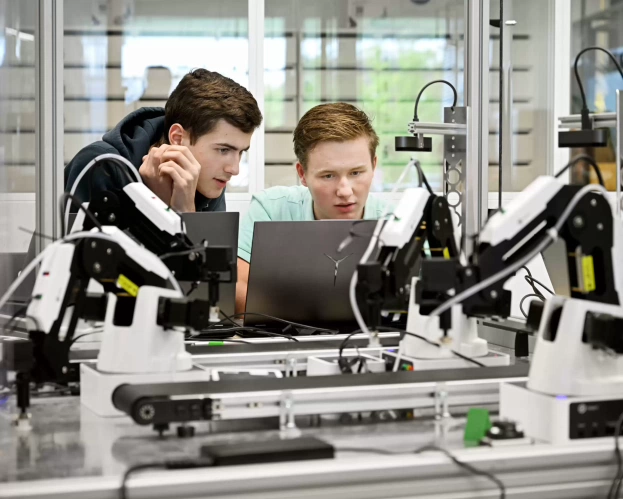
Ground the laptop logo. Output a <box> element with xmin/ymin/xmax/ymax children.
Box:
<box><xmin>324</xmin><ymin>253</ymin><xmax>353</xmax><ymax>286</ymax></box>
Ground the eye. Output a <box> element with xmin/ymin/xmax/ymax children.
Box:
<box><xmin>351</xmin><ymin>171</ymin><xmax>363</xmax><ymax>176</ymax></box>
<box><xmin>218</xmin><ymin>148</ymin><xmax>230</xmax><ymax>155</ymax></box>
<box><xmin>322</xmin><ymin>174</ymin><xmax>334</xmax><ymax>179</ymax></box>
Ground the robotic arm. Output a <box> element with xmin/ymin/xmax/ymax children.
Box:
<box><xmin>71</xmin><ymin>180</ymin><xmax>235</xmax><ymax>321</ymax></box>
<box><xmin>26</xmin><ymin>227</ymin><xmax>187</xmax><ymax>384</ymax></box>
<box><xmin>354</xmin><ymin>185</ymin><xmax>458</xmax><ymax>334</ymax></box>
<box><xmin>420</xmin><ymin>176</ymin><xmax>621</xmax><ymax>329</ymax></box>
<box><xmin>417</xmin><ymin>176</ymin><xmax>623</xmax><ymax>393</ymax></box>
<box><xmin>24</xmin><ymin>178</ymin><xmax>235</xmax><ymax>385</ymax></box>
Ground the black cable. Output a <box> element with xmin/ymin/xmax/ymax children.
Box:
<box><xmin>192</xmin><ymin>327</ymin><xmax>300</xmax><ymax>342</ymax></box>
<box><xmin>228</xmin><ymin>329</ymin><xmax>300</xmax><ymax>342</ymax></box>
<box><xmin>554</xmin><ymin>154</ymin><xmax>605</xmax><ymax>187</ymax></box>
<box><xmin>337</xmin><ymin>326</ymin><xmax>405</xmax><ymax>362</ymax></box>
<box><xmin>120</xmin><ymin>462</ymin><xmax>165</xmax><ymax>499</ymax></box>
<box><xmin>415</xmin><ymin>445</ymin><xmax>506</xmax><ymax>499</ymax></box>
<box><xmin>413</xmin><ymin>159</ymin><xmax>434</xmax><ymax>195</ymax></box>
<box><xmin>520</xmin><ymin>266</ymin><xmax>554</xmax><ymax>300</ymax></box>
<box><xmin>60</xmin><ymin>192</ymin><xmax>104</xmax><ymax>236</ymax></box>
<box><xmin>402</xmin><ymin>331</ymin><xmax>486</xmax><ymax>368</ymax></box>
<box><xmin>608</xmin><ymin>412</ymin><xmax>623</xmax><ymax>499</ymax></box>
<box><xmin>413</xmin><ymin>79</ymin><xmax>458</xmax><ymax>121</ymax></box>
<box><xmin>120</xmin><ymin>458</ymin><xmax>215</xmax><ymax>499</ymax></box>
<box><xmin>185</xmin><ymin>282</ymin><xmax>199</xmax><ymax>297</ymax></box>
<box><xmin>69</xmin><ymin>331</ymin><xmax>103</xmax><ymax>348</ymax></box>
<box><xmin>519</xmin><ymin>293</ymin><xmax>542</xmax><ymax>319</ymax></box>
<box><xmin>187</xmin><ymin>338</ymin><xmax>252</xmax><ymax>345</ymax></box>
<box><xmin>338</xmin><ymin>331</ymin><xmax>361</xmax><ymax>368</ymax></box>
<box><xmin>219</xmin><ymin>308</ymin><xmax>242</xmax><ymax>327</ymax></box>
<box><xmin>206</xmin><ymin>312</ymin><xmax>338</xmax><ymax>335</ymax></box>
<box><xmin>159</xmin><ymin>243</ymin><xmax>207</xmax><ymax>261</ymax></box>
<box><xmin>336</xmin><ymin>444</ymin><xmax>504</xmax><ymax>498</ymax></box>
<box><xmin>524</xmin><ymin>276</ymin><xmax>553</xmax><ymax>297</ymax></box>
<box><xmin>520</xmin><ymin>266</ymin><xmax>541</xmax><ymax>298</ymax></box>
<box><xmin>574</xmin><ymin>46</ymin><xmax>623</xmax><ymax>117</ymax></box>
<box><xmin>2</xmin><ymin>305</ymin><xmax>28</xmax><ymax>335</ymax></box>
<box><xmin>18</xmin><ymin>226</ymin><xmax>56</xmax><ymax>242</ymax></box>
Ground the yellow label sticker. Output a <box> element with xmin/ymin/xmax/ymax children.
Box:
<box><xmin>117</xmin><ymin>274</ymin><xmax>138</xmax><ymax>297</ymax></box>
<box><xmin>443</xmin><ymin>247</ymin><xmax>450</xmax><ymax>259</ymax></box>
<box><xmin>581</xmin><ymin>256</ymin><xmax>596</xmax><ymax>293</ymax></box>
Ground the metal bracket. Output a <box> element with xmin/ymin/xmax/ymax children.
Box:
<box><xmin>279</xmin><ymin>390</ymin><xmax>300</xmax><ymax>437</ymax></box>
<box><xmin>407</xmin><ymin>121</ymin><xmax>467</xmax><ymax>136</ymax></box>
<box><xmin>558</xmin><ymin>95</ymin><xmax>622</xmax><ymax>218</ymax></box>
<box><xmin>443</xmin><ymin>107</ymin><xmax>468</xmax><ymax>227</ymax></box>
<box><xmin>285</xmin><ymin>356</ymin><xmax>298</xmax><ymax>378</ymax></box>
<box><xmin>434</xmin><ymin>383</ymin><xmax>452</xmax><ymax>421</ymax></box>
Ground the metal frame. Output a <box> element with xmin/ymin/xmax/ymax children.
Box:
<box><xmin>558</xmin><ymin>113</ymin><xmax>617</xmax><ymax>128</ymax></box>
<box><xmin>464</xmin><ymin>0</ymin><xmax>489</xmax><ymax>251</ymax></box>
<box><xmin>35</xmin><ymin>0</ymin><xmax>63</xmax><ymax>249</ymax></box>
<box><xmin>27</xmin><ymin>1</ymin><xmax>580</xmax><ymax>245</ymax></box>
<box><xmin>443</xmin><ymin>107</ymin><xmax>468</xmax><ymax>227</ymax></box>
<box><xmin>206</xmin><ymin>375</ymin><xmax>518</xmax><ymax>422</ymax></box>
<box><xmin>551</xmin><ymin>0</ymin><xmax>571</xmax><ymax>176</ymax></box>
<box><xmin>2</xmin><ymin>430</ymin><xmax>618</xmax><ymax>499</ymax></box>
<box><xmin>247</xmin><ymin>0</ymin><xmax>266</xmax><ymax>193</ymax></box>
<box><xmin>500</xmin><ymin>0</ymin><xmax>514</xmax><ymax>196</ymax></box>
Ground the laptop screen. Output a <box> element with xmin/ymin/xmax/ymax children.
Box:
<box><xmin>244</xmin><ymin>220</ymin><xmax>377</xmax><ymax>329</ymax></box>
<box><xmin>180</xmin><ymin>212</ymin><xmax>239</xmax><ymax>317</ymax></box>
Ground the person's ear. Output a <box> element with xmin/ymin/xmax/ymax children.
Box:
<box><xmin>296</xmin><ymin>162</ymin><xmax>308</xmax><ymax>187</ymax></box>
<box><xmin>372</xmin><ymin>155</ymin><xmax>378</xmax><ymax>170</ymax></box>
<box><xmin>168</xmin><ymin>123</ymin><xmax>188</xmax><ymax>146</ymax></box>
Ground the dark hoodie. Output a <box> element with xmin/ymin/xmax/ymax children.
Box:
<box><xmin>64</xmin><ymin>107</ymin><xmax>225</xmax><ymax>212</ymax></box>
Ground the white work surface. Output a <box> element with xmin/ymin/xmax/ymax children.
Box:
<box><xmin>0</xmin><ymin>390</ymin><xmax>619</xmax><ymax>499</ymax></box>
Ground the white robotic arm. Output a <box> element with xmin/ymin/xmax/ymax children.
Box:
<box><xmin>24</xmin><ymin>226</ymin><xmax>192</xmax><ymax>383</ymax></box>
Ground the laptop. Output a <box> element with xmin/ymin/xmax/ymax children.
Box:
<box><xmin>244</xmin><ymin>220</ymin><xmax>377</xmax><ymax>330</ymax></box>
<box><xmin>180</xmin><ymin>212</ymin><xmax>239</xmax><ymax>317</ymax></box>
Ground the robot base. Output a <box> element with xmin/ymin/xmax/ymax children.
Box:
<box><xmin>385</xmin><ymin>350</ymin><xmax>510</xmax><ymax>371</ymax></box>
<box><xmin>80</xmin><ymin>363</ymin><xmax>211</xmax><ymax>417</ymax></box>
<box><xmin>500</xmin><ymin>382</ymin><xmax>623</xmax><ymax>445</ymax></box>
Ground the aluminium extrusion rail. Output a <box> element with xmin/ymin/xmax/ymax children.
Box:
<box><xmin>1</xmin><ymin>433</ymin><xmax>617</xmax><ymax>499</ymax></box>
<box><xmin>113</xmin><ymin>364</ymin><xmax>529</xmax><ymax>426</ymax></box>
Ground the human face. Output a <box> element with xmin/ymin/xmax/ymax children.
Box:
<box><xmin>296</xmin><ymin>137</ymin><xmax>377</xmax><ymax>220</ymax></box>
<box><xmin>175</xmin><ymin>120</ymin><xmax>253</xmax><ymax>199</ymax></box>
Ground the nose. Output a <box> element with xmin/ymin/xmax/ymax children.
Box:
<box><xmin>223</xmin><ymin>158</ymin><xmax>240</xmax><ymax>177</ymax></box>
<box><xmin>336</xmin><ymin>176</ymin><xmax>354</xmax><ymax>199</ymax></box>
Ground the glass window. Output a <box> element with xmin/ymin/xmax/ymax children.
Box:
<box><xmin>0</xmin><ymin>0</ymin><xmax>37</xmax><ymax>258</ymax></box>
<box><xmin>0</xmin><ymin>0</ymin><xmax>37</xmax><ymax>315</ymax></box>
<box><xmin>264</xmin><ymin>0</ymin><xmax>465</xmax><ymax>192</ymax></box>
<box><xmin>488</xmin><ymin>0</ymin><xmax>555</xmax><ymax>195</ymax></box>
<box><xmin>569</xmin><ymin>0</ymin><xmax>621</xmax><ymax>191</ymax></box>
<box><xmin>63</xmin><ymin>0</ymin><xmax>251</xmax><ymax>193</ymax></box>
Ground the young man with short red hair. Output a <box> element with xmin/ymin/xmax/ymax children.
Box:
<box><xmin>236</xmin><ymin>102</ymin><xmax>386</xmax><ymax>312</ymax></box>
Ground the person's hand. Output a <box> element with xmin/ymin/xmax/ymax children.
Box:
<box><xmin>139</xmin><ymin>144</ymin><xmax>201</xmax><ymax>212</ymax></box>
<box><xmin>139</xmin><ymin>144</ymin><xmax>173</xmax><ymax>206</ymax></box>
<box><xmin>158</xmin><ymin>146</ymin><xmax>201</xmax><ymax>213</ymax></box>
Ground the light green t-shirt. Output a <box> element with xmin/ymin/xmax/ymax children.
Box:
<box><xmin>238</xmin><ymin>185</ymin><xmax>387</xmax><ymax>262</ymax></box>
